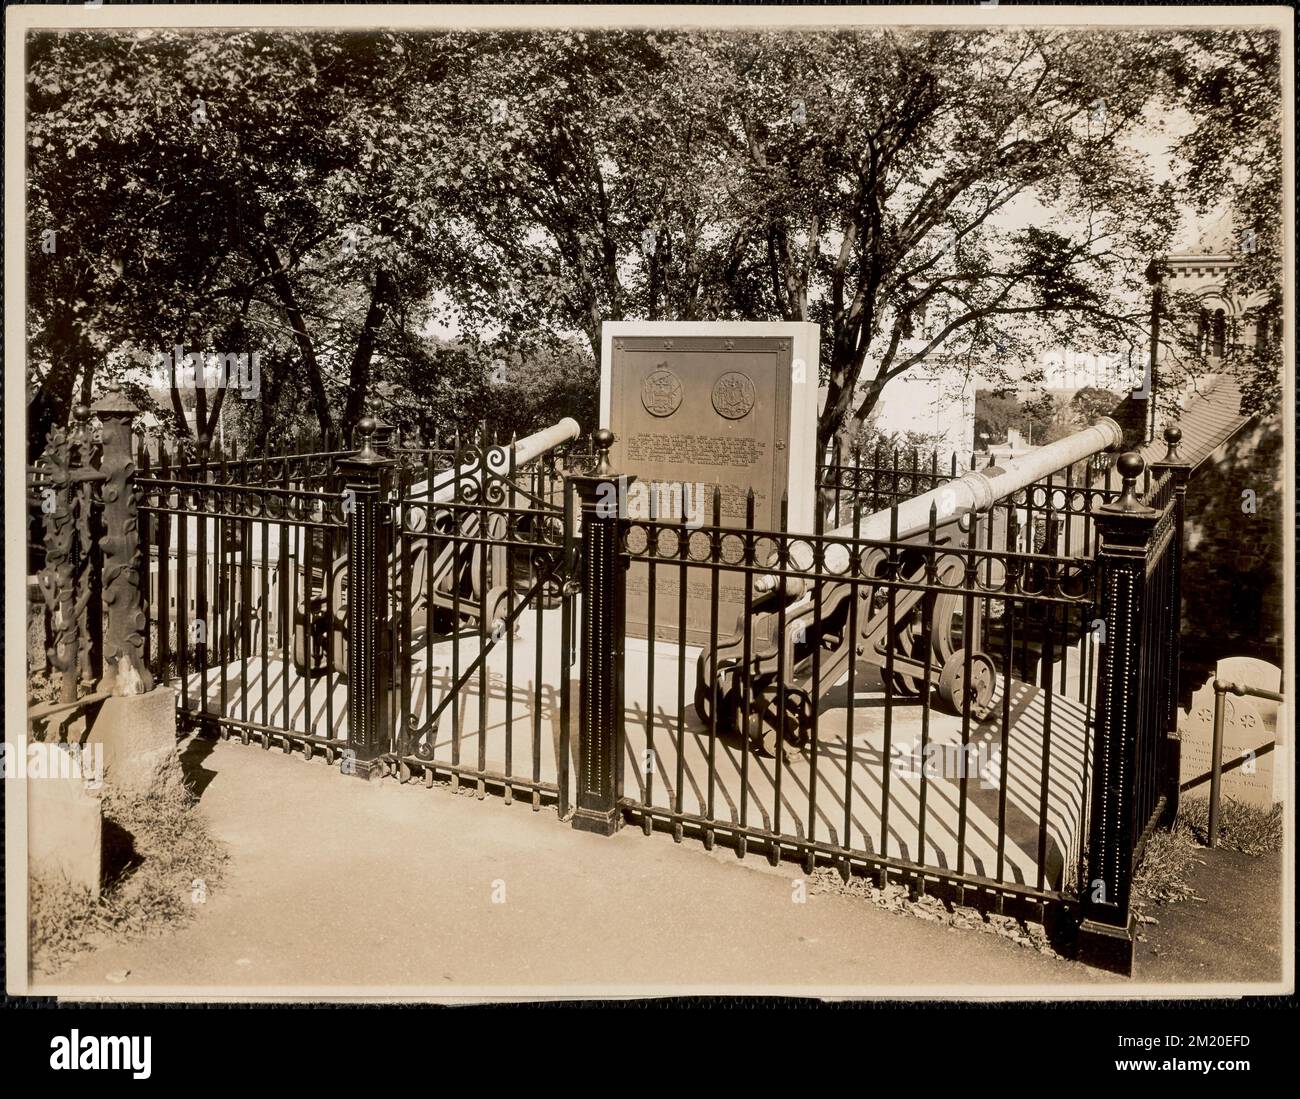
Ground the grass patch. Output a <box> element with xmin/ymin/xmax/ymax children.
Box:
<box><xmin>29</xmin><ymin>770</ymin><xmax>227</xmax><ymax>979</ymax></box>
<box><xmin>1132</xmin><ymin>796</ymin><xmax>1281</xmax><ymax>916</ymax></box>
<box><xmin>1178</xmin><ymin>796</ymin><xmax>1283</xmax><ymax>856</ymax></box>
<box><xmin>1133</xmin><ymin>816</ymin><xmax>1204</xmax><ymax>907</ymax></box>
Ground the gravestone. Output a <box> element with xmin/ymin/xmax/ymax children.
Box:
<box><xmin>1177</xmin><ymin>660</ymin><xmax>1283</xmax><ymax>809</ymax></box>
<box><xmin>601</xmin><ymin>321</ymin><xmax>820</xmax><ymax>644</ymax></box>
<box><xmin>1216</xmin><ymin>656</ymin><xmax>1284</xmax><ymax>738</ymax></box>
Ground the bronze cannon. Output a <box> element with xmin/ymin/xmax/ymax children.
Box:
<box><xmin>693</xmin><ymin>418</ymin><xmax>1123</xmax><ymax>755</ymax></box>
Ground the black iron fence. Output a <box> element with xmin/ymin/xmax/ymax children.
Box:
<box><xmin>1075</xmin><ymin>438</ymin><xmax>1189</xmax><ymax>971</ymax></box>
<box><xmin>575</xmin><ymin>427</ymin><xmax>1190</xmax><ymax>976</ymax></box>
<box><xmin>389</xmin><ymin>435</ymin><xmax>580</xmax><ymax>809</ymax></box>
<box><xmin>136</xmin><ymin>466</ymin><xmax>352</xmax><ymax>760</ymax></box>
<box><xmin>612</xmin><ymin>493</ymin><xmax>1100</xmax><ymax>907</ymax></box>
<box><xmin>28</xmin><ymin>401</ymin><xmax>1190</xmax><ymax>976</ymax></box>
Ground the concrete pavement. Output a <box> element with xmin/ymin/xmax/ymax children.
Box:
<box><xmin>41</xmin><ymin>735</ymin><xmax>1122</xmax><ymax>999</ymax></box>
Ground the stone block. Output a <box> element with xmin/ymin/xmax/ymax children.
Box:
<box><xmin>85</xmin><ymin>685</ymin><xmax>182</xmax><ymax>799</ymax></box>
<box><xmin>28</xmin><ymin>764</ymin><xmax>103</xmax><ymax>897</ymax></box>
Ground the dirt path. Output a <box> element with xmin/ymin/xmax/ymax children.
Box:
<box><xmin>37</xmin><ymin>737</ymin><xmax>1130</xmax><ymax>998</ymax></box>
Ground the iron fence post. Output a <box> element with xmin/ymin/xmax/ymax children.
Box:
<box><xmin>93</xmin><ymin>385</ymin><xmax>154</xmax><ymax>696</ymax></box>
<box><xmin>71</xmin><ymin>403</ymin><xmax>103</xmax><ymax>691</ymax></box>
<box><xmin>1077</xmin><ymin>452</ymin><xmax>1158</xmax><ymax>975</ymax></box>
<box><xmin>1208</xmin><ymin>680</ymin><xmax>1228</xmax><ymax>848</ymax></box>
<box><xmin>37</xmin><ymin>418</ymin><xmax>78</xmax><ymax>704</ymax></box>
<box><xmin>1150</xmin><ymin>424</ymin><xmax>1191</xmax><ymax>823</ymax></box>
<box><xmin>568</xmin><ymin>428</ymin><xmax>631</xmax><ymax>835</ymax></box>
<box><xmin>335</xmin><ymin>415</ymin><xmax>396</xmax><ymax>779</ymax></box>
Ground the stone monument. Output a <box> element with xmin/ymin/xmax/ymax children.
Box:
<box><xmin>1177</xmin><ymin>658</ymin><xmax>1285</xmax><ymax>810</ymax></box>
<box><xmin>600</xmin><ymin>321</ymin><xmax>820</xmax><ymax>643</ymax></box>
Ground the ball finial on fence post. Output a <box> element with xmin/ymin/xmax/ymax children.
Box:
<box><xmin>1112</xmin><ymin>451</ymin><xmax>1146</xmax><ymax>513</ymax></box>
<box><xmin>354</xmin><ymin>414</ymin><xmax>380</xmax><ymax>462</ymax></box>
<box><xmin>1161</xmin><ymin>425</ymin><xmax>1183</xmax><ymax>464</ymax></box>
<box><xmin>70</xmin><ymin>402</ymin><xmax>92</xmax><ymax>451</ymax></box>
<box><xmin>592</xmin><ymin>427</ymin><xmax>615</xmax><ymax>476</ymax></box>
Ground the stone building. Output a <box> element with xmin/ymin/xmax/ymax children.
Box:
<box><xmin>1106</xmin><ymin>220</ymin><xmax>1283</xmax><ymax>695</ymax></box>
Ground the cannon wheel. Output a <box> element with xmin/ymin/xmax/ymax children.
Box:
<box><xmin>329</xmin><ymin>554</ymin><xmax>349</xmax><ymax>629</ymax></box>
<box><xmin>292</xmin><ymin>617</ymin><xmax>329</xmax><ymax>677</ymax></box>
<box><xmin>292</xmin><ymin>554</ymin><xmax>350</xmax><ymax>676</ymax></box>
<box><xmin>691</xmin><ymin>671</ymin><xmax>733</xmax><ymax>733</ymax></box>
<box><xmin>885</xmin><ymin>615</ymin><xmax>924</xmax><ymax>697</ymax></box>
<box><xmin>739</xmin><ymin>686</ymin><xmax>805</xmax><ymax>757</ymax></box>
<box><xmin>930</xmin><ymin>592</ymin><xmax>965</xmax><ymax>663</ymax></box>
<box><xmin>936</xmin><ymin>649</ymin><xmax>996</xmax><ymax>716</ymax></box>
<box><xmin>482</xmin><ymin>585</ymin><xmax>511</xmax><ymax>635</ymax></box>
<box><xmin>884</xmin><ymin>591</ymin><xmax>964</xmax><ymax>697</ymax></box>
<box><xmin>693</xmin><ymin>654</ymin><xmax>733</xmax><ymax>729</ymax></box>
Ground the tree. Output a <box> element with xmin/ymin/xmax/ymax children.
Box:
<box><xmin>26</xmin><ymin>29</ymin><xmax>462</xmax><ymax>451</ymax></box>
<box><xmin>488</xmin><ymin>336</ymin><xmax>599</xmax><ymax>440</ymax></box>
<box><xmin>1021</xmin><ymin>392</ymin><xmax>1072</xmax><ymax>445</ymax></box>
<box><xmin>426</xmin><ymin>29</ymin><xmax>1182</xmax><ymax>456</ymax></box>
<box><xmin>1167</xmin><ymin>30</ymin><xmax>1283</xmax><ymax>415</ymax></box>
<box><xmin>1069</xmin><ymin>385</ymin><xmax>1121</xmax><ymax>426</ymax></box>
<box><xmin>974</xmin><ymin>390</ymin><xmax>1027</xmax><ymax>445</ymax></box>
<box><xmin>29</xmin><ymin>28</ymin><xmax>1272</xmax><ymax>455</ymax></box>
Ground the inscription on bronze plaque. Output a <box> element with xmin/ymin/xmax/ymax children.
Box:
<box><xmin>605</xmin><ymin>330</ymin><xmax>814</xmax><ymax>645</ymax></box>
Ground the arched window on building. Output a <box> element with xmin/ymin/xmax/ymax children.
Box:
<box><xmin>1196</xmin><ymin>308</ymin><xmax>1210</xmax><ymax>357</ymax></box>
<box><xmin>1211</xmin><ymin>308</ymin><xmax>1226</xmax><ymax>359</ymax></box>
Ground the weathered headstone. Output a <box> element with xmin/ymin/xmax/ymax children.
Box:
<box><xmin>1214</xmin><ymin>656</ymin><xmax>1285</xmax><ymax>806</ymax></box>
<box><xmin>1177</xmin><ymin>662</ymin><xmax>1283</xmax><ymax>809</ymax></box>
<box><xmin>1215</xmin><ymin>656</ymin><xmax>1283</xmax><ymax>737</ymax></box>
<box><xmin>600</xmin><ymin>321</ymin><xmax>820</xmax><ymax>644</ymax></box>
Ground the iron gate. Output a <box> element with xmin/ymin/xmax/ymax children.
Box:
<box><xmin>387</xmin><ymin>431</ymin><xmax>585</xmax><ymax>814</ymax></box>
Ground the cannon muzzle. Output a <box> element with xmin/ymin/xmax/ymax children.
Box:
<box><xmin>755</xmin><ymin>416</ymin><xmax>1121</xmax><ymax>593</ymax></box>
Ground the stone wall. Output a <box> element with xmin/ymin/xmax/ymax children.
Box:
<box><xmin>1179</xmin><ymin>414</ymin><xmax>1285</xmax><ymax>695</ymax></box>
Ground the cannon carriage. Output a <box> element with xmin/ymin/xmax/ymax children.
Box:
<box><xmin>694</xmin><ymin>418</ymin><xmax>1123</xmax><ymax>755</ymax></box>
<box><xmin>290</xmin><ymin>417</ymin><xmax>581</xmax><ymax>677</ymax></box>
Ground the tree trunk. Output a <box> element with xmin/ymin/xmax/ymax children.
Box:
<box><xmin>819</xmin><ymin>371</ymin><xmax>886</xmax><ymax>458</ymax></box>
<box><xmin>28</xmin><ymin>312</ymin><xmax>94</xmax><ymax>462</ymax></box>
<box><xmin>341</xmin><ymin>270</ymin><xmax>393</xmax><ymax>437</ymax></box>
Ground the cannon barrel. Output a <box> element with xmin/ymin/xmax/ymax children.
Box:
<box><xmin>755</xmin><ymin>416</ymin><xmax>1122</xmax><ymax>593</ymax></box>
<box><xmin>406</xmin><ymin>416</ymin><xmax>581</xmax><ymax>506</ymax></box>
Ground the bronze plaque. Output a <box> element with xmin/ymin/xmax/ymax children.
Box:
<box><xmin>607</xmin><ymin>334</ymin><xmax>796</xmax><ymax>645</ymax></box>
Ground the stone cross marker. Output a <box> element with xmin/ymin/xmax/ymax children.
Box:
<box><xmin>1177</xmin><ymin>659</ymin><xmax>1284</xmax><ymax>810</ymax></box>
<box><xmin>600</xmin><ymin>321</ymin><xmax>820</xmax><ymax>644</ymax></box>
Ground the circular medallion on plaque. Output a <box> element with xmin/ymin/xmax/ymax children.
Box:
<box><xmin>711</xmin><ymin>371</ymin><xmax>756</xmax><ymax>420</ymax></box>
<box><xmin>641</xmin><ymin>368</ymin><xmax>683</xmax><ymax>417</ymax></box>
